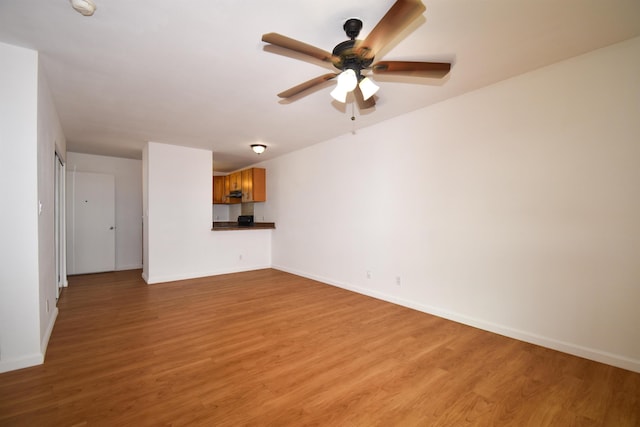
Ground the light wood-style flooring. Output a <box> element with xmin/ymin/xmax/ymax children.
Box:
<box><xmin>1</xmin><ymin>268</ymin><xmax>638</xmax><ymax>426</ymax></box>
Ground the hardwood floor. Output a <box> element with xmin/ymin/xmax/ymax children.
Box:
<box><xmin>1</xmin><ymin>269</ymin><xmax>638</xmax><ymax>426</ymax></box>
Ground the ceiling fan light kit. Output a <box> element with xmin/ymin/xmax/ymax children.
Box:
<box><xmin>251</xmin><ymin>144</ymin><xmax>267</xmax><ymax>154</ymax></box>
<box><xmin>70</xmin><ymin>0</ymin><xmax>96</xmax><ymax>16</ymax></box>
<box><xmin>330</xmin><ymin>72</ymin><xmax>379</xmax><ymax>103</ymax></box>
<box><xmin>262</xmin><ymin>0</ymin><xmax>451</xmax><ymax>110</ymax></box>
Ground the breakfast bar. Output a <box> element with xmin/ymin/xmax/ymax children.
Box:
<box><xmin>212</xmin><ymin>221</ymin><xmax>276</xmax><ymax>231</ymax></box>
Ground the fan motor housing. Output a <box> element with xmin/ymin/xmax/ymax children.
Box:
<box><xmin>332</xmin><ymin>39</ymin><xmax>374</xmax><ymax>73</ymax></box>
<box><xmin>332</xmin><ymin>18</ymin><xmax>374</xmax><ymax>74</ymax></box>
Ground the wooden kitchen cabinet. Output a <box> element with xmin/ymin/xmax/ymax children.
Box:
<box><xmin>212</xmin><ymin>168</ymin><xmax>265</xmax><ymax>204</ymax></box>
<box><xmin>223</xmin><ymin>175</ymin><xmax>240</xmax><ymax>205</ymax></box>
<box><xmin>224</xmin><ymin>175</ymin><xmax>230</xmax><ymax>196</ymax></box>
<box><xmin>228</xmin><ymin>172</ymin><xmax>242</xmax><ymax>192</ymax></box>
<box><xmin>241</xmin><ymin>168</ymin><xmax>266</xmax><ymax>202</ymax></box>
<box><xmin>212</xmin><ymin>176</ymin><xmax>226</xmax><ymax>204</ymax></box>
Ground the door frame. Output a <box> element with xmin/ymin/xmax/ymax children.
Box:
<box><xmin>54</xmin><ymin>151</ymin><xmax>67</xmax><ymax>298</ymax></box>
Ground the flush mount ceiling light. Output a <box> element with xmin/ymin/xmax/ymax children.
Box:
<box><xmin>70</xmin><ymin>0</ymin><xmax>96</xmax><ymax>16</ymax></box>
<box><xmin>251</xmin><ymin>144</ymin><xmax>267</xmax><ymax>154</ymax></box>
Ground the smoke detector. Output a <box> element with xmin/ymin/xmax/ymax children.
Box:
<box><xmin>70</xmin><ymin>0</ymin><xmax>96</xmax><ymax>16</ymax></box>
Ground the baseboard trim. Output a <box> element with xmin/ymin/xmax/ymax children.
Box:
<box><xmin>272</xmin><ymin>265</ymin><xmax>640</xmax><ymax>374</ymax></box>
<box><xmin>116</xmin><ymin>264</ymin><xmax>143</xmax><ymax>271</ymax></box>
<box><xmin>145</xmin><ymin>264</ymin><xmax>272</xmax><ymax>285</ymax></box>
<box><xmin>41</xmin><ymin>307</ymin><xmax>58</xmax><ymax>358</ymax></box>
<box><xmin>0</xmin><ymin>308</ymin><xmax>58</xmax><ymax>374</ymax></box>
<box><xmin>0</xmin><ymin>353</ymin><xmax>44</xmax><ymax>374</ymax></box>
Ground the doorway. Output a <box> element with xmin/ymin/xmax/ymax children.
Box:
<box><xmin>66</xmin><ymin>171</ymin><xmax>116</xmax><ymax>274</ymax></box>
<box><xmin>54</xmin><ymin>152</ymin><xmax>66</xmax><ymax>298</ymax></box>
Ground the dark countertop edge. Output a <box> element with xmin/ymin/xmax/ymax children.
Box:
<box><xmin>212</xmin><ymin>222</ymin><xmax>276</xmax><ymax>231</ymax></box>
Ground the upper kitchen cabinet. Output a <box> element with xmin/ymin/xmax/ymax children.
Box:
<box><xmin>213</xmin><ymin>175</ymin><xmax>240</xmax><ymax>205</ymax></box>
<box><xmin>242</xmin><ymin>168</ymin><xmax>266</xmax><ymax>202</ymax></box>
<box><xmin>212</xmin><ymin>167</ymin><xmax>266</xmax><ymax>204</ymax></box>
<box><xmin>213</xmin><ymin>176</ymin><xmax>226</xmax><ymax>204</ymax></box>
<box><xmin>228</xmin><ymin>172</ymin><xmax>242</xmax><ymax>192</ymax></box>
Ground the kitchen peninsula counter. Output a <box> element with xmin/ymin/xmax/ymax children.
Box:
<box><xmin>212</xmin><ymin>222</ymin><xmax>276</xmax><ymax>231</ymax></box>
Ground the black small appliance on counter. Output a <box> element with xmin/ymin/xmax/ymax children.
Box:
<box><xmin>237</xmin><ymin>215</ymin><xmax>254</xmax><ymax>226</ymax></box>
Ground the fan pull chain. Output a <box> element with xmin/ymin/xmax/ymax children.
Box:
<box><xmin>350</xmin><ymin>102</ymin><xmax>357</xmax><ymax>134</ymax></box>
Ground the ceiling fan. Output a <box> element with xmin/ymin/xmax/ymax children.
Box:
<box><xmin>261</xmin><ymin>0</ymin><xmax>451</xmax><ymax>109</ymax></box>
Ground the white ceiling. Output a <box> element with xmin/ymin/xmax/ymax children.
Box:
<box><xmin>1</xmin><ymin>0</ymin><xmax>639</xmax><ymax>172</ymax></box>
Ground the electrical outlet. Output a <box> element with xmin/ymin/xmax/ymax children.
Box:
<box><xmin>239</xmin><ymin>254</ymin><xmax>243</xmax><ymax>261</ymax></box>
<box><xmin>46</xmin><ymin>299</ymin><xmax>50</xmax><ymax>313</ymax></box>
<box><xmin>395</xmin><ymin>276</ymin><xmax>401</xmax><ymax>286</ymax></box>
<box><xmin>366</xmin><ymin>271</ymin><xmax>371</xmax><ymax>279</ymax></box>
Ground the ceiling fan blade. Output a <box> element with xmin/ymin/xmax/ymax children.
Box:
<box><xmin>277</xmin><ymin>73</ymin><xmax>338</xmax><ymax>98</ymax></box>
<box><xmin>354</xmin><ymin>85</ymin><xmax>376</xmax><ymax>110</ymax></box>
<box><xmin>355</xmin><ymin>0</ymin><xmax>426</xmax><ymax>59</ymax></box>
<box><xmin>372</xmin><ymin>61</ymin><xmax>451</xmax><ymax>78</ymax></box>
<box><xmin>262</xmin><ymin>33</ymin><xmax>339</xmax><ymax>64</ymax></box>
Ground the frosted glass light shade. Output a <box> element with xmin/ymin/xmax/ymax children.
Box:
<box><xmin>358</xmin><ymin>77</ymin><xmax>379</xmax><ymax>100</ymax></box>
<box><xmin>330</xmin><ymin>86</ymin><xmax>348</xmax><ymax>103</ymax></box>
<box><xmin>251</xmin><ymin>144</ymin><xmax>267</xmax><ymax>154</ymax></box>
<box><xmin>330</xmin><ymin>69</ymin><xmax>358</xmax><ymax>103</ymax></box>
<box><xmin>337</xmin><ymin>69</ymin><xmax>358</xmax><ymax>92</ymax></box>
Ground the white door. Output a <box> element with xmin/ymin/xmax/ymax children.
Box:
<box><xmin>66</xmin><ymin>171</ymin><xmax>116</xmax><ymax>274</ymax></box>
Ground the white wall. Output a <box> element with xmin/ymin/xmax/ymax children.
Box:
<box><xmin>262</xmin><ymin>37</ymin><xmax>640</xmax><ymax>372</ymax></box>
<box><xmin>144</xmin><ymin>142</ymin><xmax>271</xmax><ymax>284</ymax></box>
<box><xmin>0</xmin><ymin>42</ymin><xmax>64</xmax><ymax>373</ymax></box>
<box><xmin>66</xmin><ymin>152</ymin><xmax>143</xmax><ymax>271</ymax></box>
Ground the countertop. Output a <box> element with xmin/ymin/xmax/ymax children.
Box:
<box><xmin>212</xmin><ymin>221</ymin><xmax>276</xmax><ymax>231</ymax></box>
